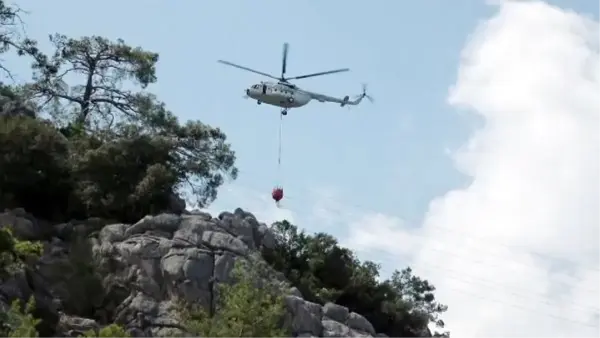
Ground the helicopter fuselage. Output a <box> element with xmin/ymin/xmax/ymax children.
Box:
<box><xmin>246</xmin><ymin>82</ymin><xmax>311</xmax><ymax>109</ymax></box>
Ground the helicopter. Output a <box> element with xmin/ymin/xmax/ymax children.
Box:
<box><xmin>218</xmin><ymin>43</ymin><xmax>373</xmax><ymax>116</ymax></box>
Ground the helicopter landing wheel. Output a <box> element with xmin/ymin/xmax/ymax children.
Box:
<box><xmin>281</xmin><ymin>109</ymin><xmax>288</xmax><ymax>116</ymax></box>
<box><xmin>257</xmin><ymin>101</ymin><xmax>261</xmax><ymax>105</ymax></box>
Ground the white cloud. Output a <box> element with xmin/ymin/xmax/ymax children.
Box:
<box><xmin>303</xmin><ymin>186</ymin><xmax>347</xmax><ymax>226</ymax></box>
<box><xmin>344</xmin><ymin>213</ymin><xmax>418</xmax><ymax>258</ymax></box>
<box><xmin>346</xmin><ymin>1</ymin><xmax>599</xmax><ymax>336</ymax></box>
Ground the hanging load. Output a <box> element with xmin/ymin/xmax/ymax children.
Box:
<box><xmin>271</xmin><ymin>113</ymin><xmax>285</xmax><ymax>205</ymax></box>
<box><xmin>272</xmin><ymin>187</ymin><xmax>284</xmax><ymax>203</ymax></box>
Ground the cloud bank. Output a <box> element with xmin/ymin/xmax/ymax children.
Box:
<box><xmin>348</xmin><ymin>1</ymin><xmax>599</xmax><ymax>336</ymax></box>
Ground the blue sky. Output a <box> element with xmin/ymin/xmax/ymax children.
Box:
<box><xmin>7</xmin><ymin>0</ymin><xmax>597</xmax><ymax>265</ymax></box>
<box><xmin>7</xmin><ymin>0</ymin><xmax>595</xmax><ymax>228</ymax></box>
<box><xmin>5</xmin><ymin>1</ymin><xmax>600</xmax><ymax>335</ymax></box>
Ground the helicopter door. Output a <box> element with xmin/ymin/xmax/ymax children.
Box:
<box><xmin>262</xmin><ymin>84</ymin><xmax>267</xmax><ymax>95</ymax></box>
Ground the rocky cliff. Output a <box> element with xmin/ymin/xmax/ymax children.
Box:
<box><xmin>0</xmin><ymin>207</ymin><xmax>387</xmax><ymax>337</ymax></box>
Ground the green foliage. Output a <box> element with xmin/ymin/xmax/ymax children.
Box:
<box><xmin>263</xmin><ymin>220</ymin><xmax>449</xmax><ymax>337</ymax></box>
<box><xmin>0</xmin><ymin>115</ymin><xmax>74</xmax><ymax>220</ymax></box>
<box><xmin>389</xmin><ymin>267</ymin><xmax>448</xmax><ymax>328</ymax></box>
<box><xmin>84</xmin><ymin>323</ymin><xmax>130</xmax><ymax>337</ymax></box>
<box><xmin>70</xmin><ymin>133</ymin><xmax>180</xmax><ymax>222</ymax></box>
<box><xmin>29</xmin><ymin>33</ymin><xmax>159</xmax><ymax>126</ymax></box>
<box><xmin>0</xmin><ymin>1</ymin><xmax>45</xmax><ymax>81</ymax></box>
<box><xmin>180</xmin><ymin>260</ymin><xmax>288</xmax><ymax>337</ymax></box>
<box><xmin>0</xmin><ymin>296</ymin><xmax>131</xmax><ymax>338</ymax></box>
<box><xmin>0</xmin><ymin>297</ymin><xmax>41</xmax><ymax>337</ymax></box>
<box><xmin>0</xmin><ymin>229</ymin><xmax>43</xmax><ymax>336</ymax></box>
<box><xmin>0</xmin><ymin>227</ymin><xmax>43</xmax><ymax>275</ymax></box>
<box><xmin>0</xmin><ymin>21</ymin><xmax>237</xmax><ymax>221</ymax></box>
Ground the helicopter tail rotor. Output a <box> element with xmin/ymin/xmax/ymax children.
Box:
<box><xmin>351</xmin><ymin>83</ymin><xmax>374</xmax><ymax>104</ymax></box>
<box><xmin>360</xmin><ymin>83</ymin><xmax>374</xmax><ymax>103</ymax></box>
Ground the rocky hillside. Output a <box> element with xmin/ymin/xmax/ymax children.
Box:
<box><xmin>0</xmin><ymin>207</ymin><xmax>394</xmax><ymax>337</ymax></box>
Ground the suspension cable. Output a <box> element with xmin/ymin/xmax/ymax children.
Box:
<box><xmin>277</xmin><ymin>112</ymin><xmax>283</xmax><ymax>185</ymax></box>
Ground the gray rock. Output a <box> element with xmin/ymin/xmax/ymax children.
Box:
<box><xmin>289</xmin><ymin>286</ymin><xmax>304</xmax><ymax>298</ymax></box>
<box><xmin>285</xmin><ymin>295</ymin><xmax>323</xmax><ymax>336</ymax></box>
<box><xmin>172</xmin><ymin>215</ymin><xmax>218</xmax><ymax>247</ymax></box>
<box><xmin>57</xmin><ymin>314</ymin><xmax>99</xmax><ymax>335</ymax></box>
<box><xmin>231</xmin><ymin>217</ymin><xmax>256</xmax><ymax>249</ymax></box>
<box><xmin>257</xmin><ymin>223</ymin><xmax>276</xmax><ymax>249</ymax></box>
<box><xmin>0</xmin><ymin>207</ymin><xmax>384</xmax><ymax>338</ymax></box>
<box><xmin>347</xmin><ymin>312</ymin><xmax>375</xmax><ymax>335</ymax></box>
<box><xmin>202</xmin><ymin>230</ymin><xmax>248</xmax><ymax>255</ymax></box>
<box><xmin>54</xmin><ymin>222</ymin><xmax>74</xmax><ymax>241</ymax></box>
<box><xmin>323</xmin><ymin>302</ymin><xmax>349</xmax><ymax>323</ymax></box>
<box><xmin>322</xmin><ymin>319</ymin><xmax>350</xmax><ymax>337</ymax></box>
<box><xmin>214</xmin><ymin>251</ymin><xmax>236</xmax><ymax>283</ymax></box>
<box><xmin>125</xmin><ymin>213</ymin><xmax>182</xmax><ymax>237</ymax></box>
<box><xmin>0</xmin><ymin>210</ymin><xmax>40</xmax><ymax>240</ymax></box>
<box><xmin>188</xmin><ymin>210</ymin><xmax>213</xmax><ymax>220</ymax></box>
<box><xmin>99</xmin><ymin>223</ymin><xmax>128</xmax><ymax>243</ymax></box>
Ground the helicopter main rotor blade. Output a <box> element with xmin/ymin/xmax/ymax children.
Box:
<box><xmin>218</xmin><ymin>60</ymin><xmax>280</xmax><ymax>80</ymax></box>
<box><xmin>288</xmin><ymin>68</ymin><xmax>350</xmax><ymax>80</ymax></box>
<box><xmin>281</xmin><ymin>43</ymin><xmax>289</xmax><ymax>78</ymax></box>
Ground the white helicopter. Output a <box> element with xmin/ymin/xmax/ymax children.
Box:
<box><xmin>218</xmin><ymin>43</ymin><xmax>373</xmax><ymax>116</ymax></box>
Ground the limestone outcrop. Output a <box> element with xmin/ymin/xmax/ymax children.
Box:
<box><xmin>0</xmin><ymin>208</ymin><xmax>388</xmax><ymax>337</ymax></box>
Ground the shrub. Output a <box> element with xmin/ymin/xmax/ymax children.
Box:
<box><xmin>0</xmin><ymin>227</ymin><xmax>43</xmax><ymax>275</ymax></box>
<box><xmin>84</xmin><ymin>323</ymin><xmax>130</xmax><ymax>337</ymax></box>
<box><xmin>0</xmin><ymin>297</ymin><xmax>41</xmax><ymax>337</ymax></box>
<box><xmin>180</xmin><ymin>260</ymin><xmax>288</xmax><ymax>337</ymax></box>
